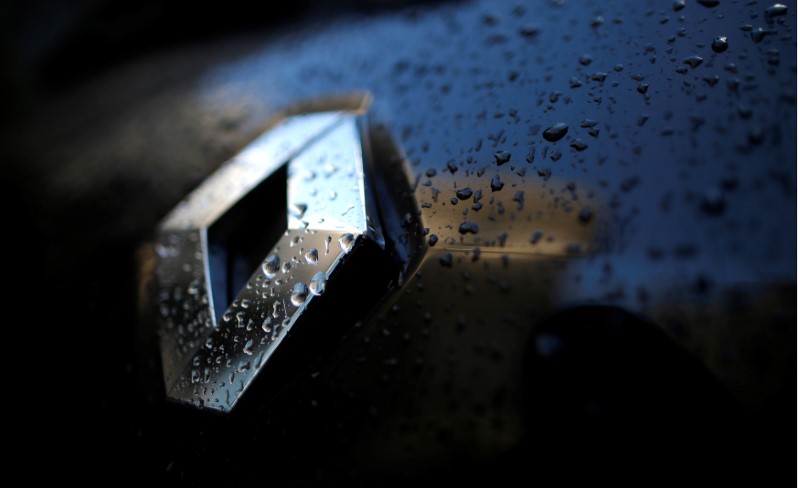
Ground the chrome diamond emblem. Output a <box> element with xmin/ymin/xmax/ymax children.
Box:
<box><xmin>149</xmin><ymin>101</ymin><xmax>386</xmax><ymax>412</ymax></box>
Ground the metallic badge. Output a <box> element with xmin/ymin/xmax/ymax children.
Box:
<box><xmin>141</xmin><ymin>96</ymin><xmax>394</xmax><ymax>412</ymax></box>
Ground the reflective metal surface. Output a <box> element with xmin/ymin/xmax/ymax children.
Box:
<box><xmin>151</xmin><ymin>99</ymin><xmax>393</xmax><ymax>411</ymax></box>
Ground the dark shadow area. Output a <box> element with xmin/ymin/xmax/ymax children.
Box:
<box><xmin>0</xmin><ymin>0</ymin><xmax>451</xmax><ymax>116</ymax></box>
<box><xmin>509</xmin><ymin>305</ymin><xmax>791</xmax><ymax>483</ymax></box>
<box><xmin>207</xmin><ymin>164</ymin><xmax>287</xmax><ymax>324</ymax></box>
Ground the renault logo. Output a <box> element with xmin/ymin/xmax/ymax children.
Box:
<box><xmin>140</xmin><ymin>95</ymin><xmax>399</xmax><ymax>412</ymax></box>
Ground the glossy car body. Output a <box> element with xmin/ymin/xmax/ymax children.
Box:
<box><xmin>7</xmin><ymin>0</ymin><xmax>795</xmax><ymax>483</ymax></box>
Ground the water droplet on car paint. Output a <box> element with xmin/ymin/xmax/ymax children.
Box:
<box><xmin>673</xmin><ymin>0</ymin><xmax>686</xmax><ymax>11</ymax></box>
<box><xmin>439</xmin><ymin>252</ymin><xmax>453</xmax><ymax>267</ymax></box>
<box><xmin>578</xmin><ymin>207</ymin><xmax>594</xmax><ymax>223</ymax></box>
<box><xmin>512</xmin><ymin>191</ymin><xmax>525</xmax><ymax>210</ymax></box>
<box><xmin>490</xmin><ymin>174</ymin><xmax>504</xmax><ymax>191</ymax></box>
<box><xmin>591</xmin><ymin>72</ymin><xmax>608</xmax><ymax>83</ymax></box>
<box><xmin>751</xmin><ymin>27</ymin><xmax>772</xmax><ymax>43</ymax></box>
<box><xmin>683</xmin><ymin>55</ymin><xmax>703</xmax><ymax>68</ymax></box>
<box><xmin>429</xmin><ymin>234</ymin><xmax>439</xmax><ymax>246</ymax></box>
<box><xmin>543</xmin><ymin>123</ymin><xmax>569</xmax><ymax>142</ymax></box>
<box><xmin>701</xmin><ymin>189</ymin><xmax>726</xmax><ymax>216</ymax></box>
<box><xmin>712</xmin><ymin>36</ymin><xmax>729</xmax><ymax>53</ymax></box>
<box><xmin>243</xmin><ymin>339</ymin><xmax>254</xmax><ymax>355</ymax></box>
<box><xmin>459</xmin><ymin>221</ymin><xmax>479</xmax><ymax>234</ymax></box>
<box><xmin>764</xmin><ymin>4</ymin><xmax>788</xmax><ymax>19</ymax></box>
<box><xmin>494</xmin><ymin>151</ymin><xmax>511</xmax><ymax>165</ymax></box>
<box><xmin>456</xmin><ymin>187</ymin><xmax>474</xmax><ymax>200</ymax></box>
<box><xmin>518</xmin><ymin>24</ymin><xmax>541</xmax><ymax>38</ymax></box>
<box><xmin>570</xmin><ymin>139</ymin><xmax>588</xmax><ymax>151</ymax></box>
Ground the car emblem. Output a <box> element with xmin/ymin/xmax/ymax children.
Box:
<box><xmin>140</xmin><ymin>95</ymin><xmax>398</xmax><ymax>412</ymax></box>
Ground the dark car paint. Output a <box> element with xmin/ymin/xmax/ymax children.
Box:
<box><xmin>8</xmin><ymin>0</ymin><xmax>795</xmax><ymax>483</ymax></box>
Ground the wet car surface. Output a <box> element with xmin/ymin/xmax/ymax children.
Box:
<box><xmin>8</xmin><ymin>0</ymin><xmax>795</xmax><ymax>483</ymax></box>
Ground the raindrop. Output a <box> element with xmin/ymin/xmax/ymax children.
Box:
<box><xmin>281</xmin><ymin>261</ymin><xmax>292</xmax><ymax>273</ymax></box>
<box><xmin>472</xmin><ymin>247</ymin><xmax>481</xmax><ymax>262</ymax></box>
<box><xmin>766</xmin><ymin>49</ymin><xmax>780</xmax><ymax>65</ymax></box>
<box><xmin>673</xmin><ymin>0</ymin><xmax>685</xmax><ymax>11</ymax></box>
<box><xmin>570</xmin><ymin>139</ymin><xmax>588</xmax><ymax>151</ymax></box>
<box><xmin>439</xmin><ymin>252</ymin><xmax>453</xmax><ymax>267</ymax></box>
<box><xmin>456</xmin><ymin>187</ymin><xmax>474</xmax><ymax>200</ymax></box>
<box><xmin>291</xmin><ymin>283</ymin><xmax>309</xmax><ymax>306</ymax></box>
<box><xmin>683</xmin><ymin>55</ymin><xmax>703</xmax><ymax>68</ymax></box>
<box><xmin>701</xmin><ymin>189</ymin><xmax>726</xmax><ymax>216</ymax></box>
<box><xmin>637</xmin><ymin>83</ymin><xmax>649</xmax><ymax>94</ymax></box>
<box><xmin>494</xmin><ymin>151</ymin><xmax>511</xmax><ymax>165</ymax></box>
<box><xmin>543</xmin><ymin>123</ymin><xmax>569</xmax><ymax>142</ymax></box>
<box><xmin>518</xmin><ymin>24</ymin><xmax>541</xmax><ymax>38</ymax></box>
<box><xmin>338</xmin><ymin>233</ymin><xmax>355</xmax><ymax>253</ymax></box>
<box><xmin>712</xmin><ymin>36</ymin><xmax>729</xmax><ymax>53</ymax></box>
<box><xmin>512</xmin><ymin>191</ymin><xmax>525</xmax><ymax>210</ymax></box>
<box><xmin>490</xmin><ymin>174</ymin><xmax>504</xmax><ymax>191</ymax></box>
<box><xmin>243</xmin><ymin>339</ymin><xmax>254</xmax><ymax>355</ymax></box>
<box><xmin>591</xmin><ymin>72</ymin><xmax>608</xmax><ymax>83</ymax></box>
<box><xmin>751</xmin><ymin>27</ymin><xmax>772</xmax><ymax>43</ymax></box>
<box><xmin>429</xmin><ymin>234</ymin><xmax>439</xmax><ymax>246</ymax></box>
<box><xmin>764</xmin><ymin>4</ymin><xmax>788</xmax><ymax>19</ymax></box>
<box><xmin>530</xmin><ymin>230</ymin><xmax>543</xmax><ymax>244</ymax></box>
<box><xmin>578</xmin><ymin>207</ymin><xmax>594</xmax><ymax>223</ymax></box>
<box><xmin>309</xmin><ymin>272</ymin><xmax>327</xmax><ymax>296</ymax></box>
<box><xmin>305</xmin><ymin>248</ymin><xmax>319</xmax><ymax>264</ymax></box>
<box><xmin>578</xmin><ymin>54</ymin><xmax>592</xmax><ymax>66</ymax></box>
<box><xmin>459</xmin><ymin>221</ymin><xmax>480</xmax><ymax>234</ymax></box>
<box><xmin>262</xmin><ymin>255</ymin><xmax>280</xmax><ymax>277</ymax></box>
